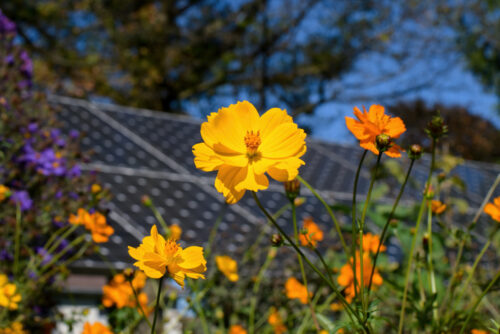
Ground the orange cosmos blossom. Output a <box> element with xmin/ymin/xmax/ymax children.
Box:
<box><xmin>345</xmin><ymin>105</ymin><xmax>406</xmax><ymax>157</ymax></box>
<box><xmin>361</xmin><ymin>232</ymin><xmax>386</xmax><ymax>254</ymax></box>
<box><xmin>229</xmin><ymin>325</ymin><xmax>247</xmax><ymax>334</ymax></box>
<box><xmin>193</xmin><ymin>101</ymin><xmax>307</xmax><ymax>204</ymax></box>
<box><xmin>471</xmin><ymin>330</ymin><xmax>487</xmax><ymax>334</ymax></box>
<box><xmin>484</xmin><ymin>196</ymin><xmax>500</xmax><ymax>222</ymax></box>
<box><xmin>285</xmin><ymin>277</ymin><xmax>311</xmax><ymax>304</ymax></box>
<box><xmin>69</xmin><ymin>208</ymin><xmax>114</xmax><ymax>243</ymax></box>
<box><xmin>337</xmin><ymin>252</ymin><xmax>383</xmax><ymax>303</ymax></box>
<box><xmin>102</xmin><ymin>271</ymin><xmax>149</xmax><ymax>313</ymax></box>
<box><xmin>431</xmin><ymin>200</ymin><xmax>447</xmax><ymax>215</ymax></box>
<box><xmin>299</xmin><ymin>217</ymin><xmax>324</xmax><ymax>247</ymax></box>
<box><xmin>82</xmin><ymin>322</ymin><xmax>113</xmax><ymax>334</ymax></box>
<box><xmin>128</xmin><ymin>225</ymin><xmax>206</xmax><ymax>287</ymax></box>
<box><xmin>268</xmin><ymin>308</ymin><xmax>287</xmax><ymax>334</ymax></box>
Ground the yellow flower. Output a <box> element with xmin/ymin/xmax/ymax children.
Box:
<box><xmin>484</xmin><ymin>196</ymin><xmax>500</xmax><ymax>222</ymax></box>
<box><xmin>299</xmin><ymin>217</ymin><xmax>324</xmax><ymax>247</ymax></box>
<box><xmin>431</xmin><ymin>200</ymin><xmax>447</xmax><ymax>215</ymax></box>
<box><xmin>82</xmin><ymin>322</ymin><xmax>113</xmax><ymax>334</ymax></box>
<box><xmin>128</xmin><ymin>225</ymin><xmax>207</xmax><ymax>287</ymax></box>
<box><xmin>330</xmin><ymin>302</ymin><xmax>343</xmax><ymax>311</ymax></box>
<box><xmin>285</xmin><ymin>277</ymin><xmax>311</xmax><ymax>304</ymax></box>
<box><xmin>0</xmin><ymin>185</ymin><xmax>10</xmax><ymax>202</ymax></box>
<box><xmin>215</xmin><ymin>255</ymin><xmax>239</xmax><ymax>282</ymax></box>
<box><xmin>193</xmin><ymin>101</ymin><xmax>307</xmax><ymax>204</ymax></box>
<box><xmin>268</xmin><ymin>307</ymin><xmax>287</xmax><ymax>334</ymax></box>
<box><xmin>0</xmin><ymin>275</ymin><xmax>21</xmax><ymax>310</ymax></box>
<box><xmin>229</xmin><ymin>325</ymin><xmax>247</xmax><ymax>334</ymax></box>
<box><xmin>361</xmin><ymin>232</ymin><xmax>386</xmax><ymax>254</ymax></box>
<box><xmin>91</xmin><ymin>184</ymin><xmax>102</xmax><ymax>193</ymax></box>
<box><xmin>170</xmin><ymin>224</ymin><xmax>182</xmax><ymax>240</ymax></box>
<box><xmin>345</xmin><ymin>105</ymin><xmax>406</xmax><ymax>157</ymax></box>
<box><xmin>0</xmin><ymin>322</ymin><xmax>27</xmax><ymax>334</ymax></box>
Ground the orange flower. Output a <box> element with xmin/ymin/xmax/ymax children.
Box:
<box><xmin>69</xmin><ymin>209</ymin><xmax>114</xmax><ymax>243</ymax></box>
<box><xmin>345</xmin><ymin>105</ymin><xmax>406</xmax><ymax>157</ymax></box>
<box><xmin>0</xmin><ymin>322</ymin><xmax>27</xmax><ymax>334</ymax></box>
<box><xmin>484</xmin><ymin>196</ymin><xmax>500</xmax><ymax>222</ymax></box>
<box><xmin>361</xmin><ymin>233</ymin><xmax>386</xmax><ymax>254</ymax></box>
<box><xmin>229</xmin><ymin>325</ymin><xmax>247</xmax><ymax>334</ymax></box>
<box><xmin>285</xmin><ymin>277</ymin><xmax>311</xmax><ymax>304</ymax></box>
<box><xmin>268</xmin><ymin>308</ymin><xmax>287</xmax><ymax>334</ymax></box>
<box><xmin>170</xmin><ymin>224</ymin><xmax>182</xmax><ymax>240</ymax></box>
<box><xmin>82</xmin><ymin>322</ymin><xmax>113</xmax><ymax>334</ymax></box>
<box><xmin>330</xmin><ymin>302</ymin><xmax>343</xmax><ymax>311</ymax></box>
<box><xmin>431</xmin><ymin>200</ymin><xmax>447</xmax><ymax>215</ymax></box>
<box><xmin>299</xmin><ymin>217</ymin><xmax>324</xmax><ymax>247</ymax></box>
<box><xmin>102</xmin><ymin>271</ymin><xmax>149</xmax><ymax>313</ymax></box>
<box><xmin>337</xmin><ymin>252</ymin><xmax>383</xmax><ymax>303</ymax></box>
<box><xmin>471</xmin><ymin>330</ymin><xmax>487</xmax><ymax>334</ymax></box>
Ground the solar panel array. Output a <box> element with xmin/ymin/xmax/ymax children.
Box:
<box><xmin>49</xmin><ymin>95</ymin><xmax>500</xmax><ymax>272</ymax></box>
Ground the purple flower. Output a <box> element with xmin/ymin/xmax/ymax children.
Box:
<box><xmin>0</xmin><ymin>10</ymin><xmax>16</xmax><ymax>36</ymax></box>
<box><xmin>19</xmin><ymin>50</ymin><xmax>33</xmax><ymax>78</ymax></box>
<box><xmin>55</xmin><ymin>190</ymin><xmax>63</xmax><ymax>200</ymax></box>
<box><xmin>69</xmin><ymin>129</ymin><xmax>80</xmax><ymax>139</ymax></box>
<box><xmin>66</xmin><ymin>165</ymin><xmax>81</xmax><ymax>178</ymax></box>
<box><xmin>27</xmin><ymin>122</ymin><xmax>39</xmax><ymax>133</ymax></box>
<box><xmin>36</xmin><ymin>247</ymin><xmax>53</xmax><ymax>266</ymax></box>
<box><xmin>0</xmin><ymin>248</ymin><xmax>13</xmax><ymax>261</ymax></box>
<box><xmin>4</xmin><ymin>54</ymin><xmax>14</xmax><ymax>65</ymax></box>
<box><xmin>20</xmin><ymin>145</ymin><xmax>66</xmax><ymax>176</ymax></box>
<box><xmin>10</xmin><ymin>190</ymin><xmax>33</xmax><ymax>211</ymax></box>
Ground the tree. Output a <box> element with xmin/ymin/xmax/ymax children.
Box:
<box><xmin>387</xmin><ymin>99</ymin><xmax>500</xmax><ymax>162</ymax></box>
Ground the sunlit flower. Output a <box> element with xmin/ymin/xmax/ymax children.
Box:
<box><xmin>0</xmin><ymin>274</ymin><xmax>21</xmax><ymax>310</ymax></box>
<box><xmin>345</xmin><ymin>105</ymin><xmax>406</xmax><ymax>157</ymax></box>
<box><xmin>337</xmin><ymin>252</ymin><xmax>383</xmax><ymax>303</ymax></box>
<box><xmin>193</xmin><ymin>101</ymin><xmax>307</xmax><ymax>204</ymax></box>
<box><xmin>484</xmin><ymin>196</ymin><xmax>500</xmax><ymax>222</ymax></box>
<box><xmin>268</xmin><ymin>307</ymin><xmax>287</xmax><ymax>334</ymax></box>
<box><xmin>215</xmin><ymin>255</ymin><xmax>239</xmax><ymax>282</ymax></box>
<box><xmin>299</xmin><ymin>217</ymin><xmax>324</xmax><ymax>247</ymax></box>
<box><xmin>361</xmin><ymin>232</ymin><xmax>386</xmax><ymax>254</ymax></box>
<box><xmin>431</xmin><ymin>200</ymin><xmax>447</xmax><ymax>215</ymax></box>
<box><xmin>82</xmin><ymin>322</ymin><xmax>113</xmax><ymax>334</ymax></box>
<box><xmin>128</xmin><ymin>225</ymin><xmax>207</xmax><ymax>287</ymax></box>
<box><xmin>102</xmin><ymin>271</ymin><xmax>149</xmax><ymax>313</ymax></box>
<box><xmin>0</xmin><ymin>322</ymin><xmax>27</xmax><ymax>334</ymax></box>
<box><xmin>170</xmin><ymin>224</ymin><xmax>182</xmax><ymax>240</ymax></box>
<box><xmin>285</xmin><ymin>277</ymin><xmax>311</xmax><ymax>304</ymax></box>
<box><xmin>69</xmin><ymin>209</ymin><xmax>114</xmax><ymax>243</ymax></box>
<box><xmin>229</xmin><ymin>324</ymin><xmax>247</xmax><ymax>334</ymax></box>
<box><xmin>471</xmin><ymin>330</ymin><xmax>487</xmax><ymax>334</ymax></box>
<box><xmin>0</xmin><ymin>185</ymin><xmax>10</xmax><ymax>202</ymax></box>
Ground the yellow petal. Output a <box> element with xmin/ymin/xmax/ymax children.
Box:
<box><xmin>258</xmin><ymin>107</ymin><xmax>292</xmax><ymax>140</ymax></box>
<box><xmin>193</xmin><ymin>143</ymin><xmax>224</xmax><ymax>171</ymax></box>
<box><xmin>234</xmin><ymin>164</ymin><xmax>269</xmax><ymax>192</ymax></box>
<box><xmin>215</xmin><ymin>165</ymin><xmax>248</xmax><ymax>203</ymax></box>
<box><xmin>178</xmin><ymin>246</ymin><xmax>207</xmax><ymax>270</ymax></box>
<box><xmin>260</xmin><ymin>123</ymin><xmax>306</xmax><ymax>159</ymax></box>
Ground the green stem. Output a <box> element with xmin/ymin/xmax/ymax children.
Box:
<box><xmin>296</xmin><ymin>175</ymin><xmax>349</xmax><ymax>255</ymax></box>
<box><xmin>14</xmin><ymin>204</ymin><xmax>21</xmax><ymax>277</ymax></box>
<box><xmin>313</xmin><ymin>247</ymin><xmax>334</xmax><ymax>285</ymax></box>
<box><xmin>250</xmin><ymin>192</ymin><xmax>366</xmax><ymax>328</ymax></box>
<box><xmin>291</xmin><ymin>201</ymin><xmax>320</xmax><ymax>331</ymax></box>
<box><xmin>189</xmin><ymin>280</ymin><xmax>210</xmax><ymax>334</ymax></box>
<box><xmin>458</xmin><ymin>270</ymin><xmax>500</xmax><ymax>334</ymax></box>
<box><xmin>352</xmin><ymin>150</ymin><xmax>368</xmax><ymax>302</ymax></box>
<box><xmin>398</xmin><ymin>139</ymin><xmax>436</xmax><ymax>334</ymax></box>
<box><xmin>149</xmin><ymin>202</ymin><xmax>170</xmax><ymax>236</ymax></box>
<box><xmin>367</xmin><ymin>159</ymin><xmax>415</xmax><ymax>295</ymax></box>
<box><xmin>205</xmin><ymin>203</ymin><xmax>228</xmax><ymax>259</ymax></box>
<box><xmin>426</xmin><ymin>200</ymin><xmax>438</xmax><ymax>321</ymax></box>
<box><xmin>249</xmin><ymin>247</ymin><xmax>275</xmax><ymax>334</ymax></box>
<box><xmin>46</xmin><ymin>223</ymin><xmax>79</xmax><ymax>256</ymax></box>
<box><xmin>151</xmin><ymin>276</ymin><xmax>164</xmax><ymax>334</ymax></box>
<box><xmin>41</xmin><ymin>234</ymin><xmax>87</xmax><ymax>272</ymax></box>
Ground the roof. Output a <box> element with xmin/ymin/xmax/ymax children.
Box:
<box><xmin>48</xmin><ymin>95</ymin><xmax>500</xmax><ymax>273</ymax></box>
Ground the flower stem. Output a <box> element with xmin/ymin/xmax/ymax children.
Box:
<box><xmin>291</xmin><ymin>200</ymin><xmax>320</xmax><ymax>331</ymax></box>
<box><xmin>205</xmin><ymin>203</ymin><xmax>228</xmax><ymax>259</ymax></box>
<box><xmin>251</xmin><ymin>192</ymin><xmax>365</xmax><ymax>327</ymax></box>
<box><xmin>151</xmin><ymin>276</ymin><xmax>164</xmax><ymax>334</ymax></box>
<box><xmin>296</xmin><ymin>175</ymin><xmax>349</xmax><ymax>255</ymax></box>
<box><xmin>398</xmin><ymin>139</ymin><xmax>436</xmax><ymax>334</ymax></box>
<box><xmin>367</xmin><ymin>159</ymin><xmax>415</xmax><ymax>296</ymax></box>
<box><xmin>458</xmin><ymin>269</ymin><xmax>500</xmax><ymax>334</ymax></box>
<box><xmin>425</xmin><ymin>199</ymin><xmax>438</xmax><ymax>321</ymax></box>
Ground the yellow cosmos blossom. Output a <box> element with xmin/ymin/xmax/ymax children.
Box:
<box><xmin>0</xmin><ymin>322</ymin><xmax>27</xmax><ymax>334</ymax></box>
<box><xmin>484</xmin><ymin>196</ymin><xmax>500</xmax><ymax>222</ymax></box>
<box><xmin>229</xmin><ymin>325</ymin><xmax>247</xmax><ymax>334</ymax></box>
<box><xmin>345</xmin><ymin>105</ymin><xmax>406</xmax><ymax>157</ymax></box>
<box><xmin>193</xmin><ymin>101</ymin><xmax>307</xmax><ymax>204</ymax></box>
<box><xmin>0</xmin><ymin>275</ymin><xmax>21</xmax><ymax>310</ymax></box>
<box><xmin>170</xmin><ymin>224</ymin><xmax>182</xmax><ymax>240</ymax></box>
<box><xmin>128</xmin><ymin>225</ymin><xmax>207</xmax><ymax>287</ymax></box>
<box><xmin>82</xmin><ymin>322</ymin><xmax>113</xmax><ymax>334</ymax></box>
<box><xmin>215</xmin><ymin>255</ymin><xmax>239</xmax><ymax>282</ymax></box>
<box><xmin>285</xmin><ymin>277</ymin><xmax>311</xmax><ymax>304</ymax></box>
<box><xmin>431</xmin><ymin>200</ymin><xmax>447</xmax><ymax>215</ymax></box>
<box><xmin>0</xmin><ymin>185</ymin><xmax>10</xmax><ymax>202</ymax></box>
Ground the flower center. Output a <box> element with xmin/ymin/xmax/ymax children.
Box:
<box><xmin>164</xmin><ymin>239</ymin><xmax>179</xmax><ymax>263</ymax></box>
<box><xmin>244</xmin><ymin>130</ymin><xmax>261</xmax><ymax>157</ymax></box>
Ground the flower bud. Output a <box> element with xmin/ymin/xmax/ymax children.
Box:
<box><xmin>425</xmin><ymin>112</ymin><xmax>448</xmax><ymax>140</ymax></box>
<box><xmin>437</xmin><ymin>172</ymin><xmax>446</xmax><ymax>183</ymax></box>
<box><xmin>141</xmin><ymin>195</ymin><xmax>152</xmax><ymax>207</ymax></box>
<box><xmin>294</xmin><ymin>197</ymin><xmax>306</xmax><ymax>206</ymax></box>
<box><xmin>91</xmin><ymin>183</ymin><xmax>101</xmax><ymax>194</ymax></box>
<box><xmin>422</xmin><ymin>234</ymin><xmax>429</xmax><ymax>252</ymax></box>
<box><xmin>408</xmin><ymin>144</ymin><xmax>422</xmax><ymax>160</ymax></box>
<box><xmin>375</xmin><ymin>133</ymin><xmax>392</xmax><ymax>153</ymax></box>
<box><xmin>284</xmin><ymin>179</ymin><xmax>300</xmax><ymax>201</ymax></box>
<box><xmin>271</xmin><ymin>233</ymin><xmax>283</xmax><ymax>247</ymax></box>
<box><xmin>389</xmin><ymin>218</ymin><xmax>398</xmax><ymax>228</ymax></box>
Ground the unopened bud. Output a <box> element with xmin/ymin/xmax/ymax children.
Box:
<box><xmin>425</xmin><ymin>112</ymin><xmax>448</xmax><ymax>140</ymax></box>
<box><xmin>410</xmin><ymin>227</ymin><xmax>416</xmax><ymax>235</ymax></box>
<box><xmin>389</xmin><ymin>219</ymin><xmax>398</xmax><ymax>228</ymax></box>
<box><xmin>375</xmin><ymin>133</ymin><xmax>392</xmax><ymax>153</ymax></box>
<box><xmin>284</xmin><ymin>179</ymin><xmax>300</xmax><ymax>201</ymax></box>
<box><xmin>408</xmin><ymin>144</ymin><xmax>422</xmax><ymax>160</ymax></box>
<box><xmin>294</xmin><ymin>197</ymin><xmax>306</xmax><ymax>206</ymax></box>
<box><xmin>437</xmin><ymin>172</ymin><xmax>446</xmax><ymax>183</ymax></box>
<box><xmin>215</xmin><ymin>308</ymin><xmax>224</xmax><ymax>319</ymax></box>
<box><xmin>422</xmin><ymin>234</ymin><xmax>429</xmax><ymax>252</ymax></box>
<box><xmin>141</xmin><ymin>195</ymin><xmax>152</xmax><ymax>207</ymax></box>
<box><xmin>271</xmin><ymin>233</ymin><xmax>283</xmax><ymax>247</ymax></box>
